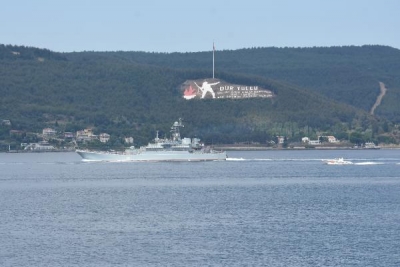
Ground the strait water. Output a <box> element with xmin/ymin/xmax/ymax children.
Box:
<box><xmin>1</xmin><ymin>150</ymin><xmax>400</xmax><ymax>267</ymax></box>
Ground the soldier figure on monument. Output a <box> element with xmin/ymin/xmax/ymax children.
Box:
<box><xmin>194</xmin><ymin>80</ymin><xmax>220</xmax><ymax>98</ymax></box>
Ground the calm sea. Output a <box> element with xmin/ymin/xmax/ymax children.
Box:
<box><xmin>1</xmin><ymin>150</ymin><xmax>399</xmax><ymax>267</ymax></box>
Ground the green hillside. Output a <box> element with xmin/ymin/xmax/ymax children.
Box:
<box><xmin>81</xmin><ymin>45</ymin><xmax>400</xmax><ymax>121</ymax></box>
<box><xmin>0</xmin><ymin>44</ymin><xmax>397</xmax><ymax>147</ymax></box>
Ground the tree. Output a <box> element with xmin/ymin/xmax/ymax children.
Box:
<box><xmin>349</xmin><ymin>132</ymin><xmax>365</xmax><ymax>145</ymax></box>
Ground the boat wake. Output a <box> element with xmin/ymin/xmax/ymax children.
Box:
<box><xmin>227</xmin><ymin>158</ymin><xmax>327</xmax><ymax>162</ymax></box>
<box><xmin>227</xmin><ymin>157</ymin><xmax>246</xmax><ymax>161</ymax></box>
<box><xmin>354</xmin><ymin>162</ymin><xmax>384</xmax><ymax>165</ymax></box>
<box><xmin>226</xmin><ymin>158</ymin><xmax>393</xmax><ymax>165</ymax></box>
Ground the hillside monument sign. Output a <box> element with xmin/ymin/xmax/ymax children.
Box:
<box><xmin>181</xmin><ymin>79</ymin><xmax>274</xmax><ymax>100</ymax></box>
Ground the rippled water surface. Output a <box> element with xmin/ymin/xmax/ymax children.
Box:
<box><xmin>1</xmin><ymin>150</ymin><xmax>400</xmax><ymax>266</ymax></box>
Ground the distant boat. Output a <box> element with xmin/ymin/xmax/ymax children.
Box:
<box><xmin>364</xmin><ymin>142</ymin><xmax>380</xmax><ymax>149</ymax></box>
<box><xmin>323</xmin><ymin>158</ymin><xmax>353</xmax><ymax>165</ymax></box>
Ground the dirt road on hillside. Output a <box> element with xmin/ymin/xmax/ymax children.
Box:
<box><xmin>370</xmin><ymin>82</ymin><xmax>387</xmax><ymax>115</ymax></box>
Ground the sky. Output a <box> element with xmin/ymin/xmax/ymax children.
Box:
<box><xmin>1</xmin><ymin>0</ymin><xmax>399</xmax><ymax>53</ymax></box>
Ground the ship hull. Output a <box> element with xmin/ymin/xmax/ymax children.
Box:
<box><xmin>76</xmin><ymin>150</ymin><xmax>227</xmax><ymax>162</ymax></box>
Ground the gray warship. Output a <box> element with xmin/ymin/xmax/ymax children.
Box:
<box><xmin>76</xmin><ymin>119</ymin><xmax>227</xmax><ymax>162</ymax></box>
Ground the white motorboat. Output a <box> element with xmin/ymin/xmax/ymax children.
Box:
<box><xmin>324</xmin><ymin>158</ymin><xmax>353</xmax><ymax>165</ymax></box>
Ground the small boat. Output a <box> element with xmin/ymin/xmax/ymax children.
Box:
<box><xmin>364</xmin><ymin>142</ymin><xmax>380</xmax><ymax>149</ymax></box>
<box><xmin>324</xmin><ymin>158</ymin><xmax>353</xmax><ymax>165</ymax></box>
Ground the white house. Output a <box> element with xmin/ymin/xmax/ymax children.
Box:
<box><xmin>1</xmin><ymin>119</ymin><xmax>11</xmax><ymax>126</ymax></box>
<box><xmin>76</xmin><ymin>129</ymin><xmax>94</xmax><ymax>142</ymax></box>
<box><xmin>326</xmin><ymin>136</ymin><xmax>339</xmax><ymax>143</ymax></box>
<box><xmin>302</xmin><ymin>137</ymin><xmax>310</xmax><ymax>143</ymax></box>
<box><xmin>277</xmin><ymin>136</ymin><xmax>285</xmax><ymax>144</ymax></box>
<box><xmin>42</xmin><ymin>128</ymin><xmax>57</xmax><ymax>136</ymax></box>
<box><xmin>125</xmin><ymin>137</ymin><xmax>134</xmax><ymax>144</ymax></box>
<box><xmin>308</xmin><ymin>140</ymin><xmax>321</xmax><ymax>145</ymax></box>
<box><xmin>64</xmin><ymin>132</ymin><xmax>74</xmax><ymax>138</ymax></box>
<box><xmin>99</xmin><ymin>133</ymin><xmax>110</xmax><ymax>143</ymax></box>
<box><xmin>24</xmin><ymin>141</ymin><xmax>55</xmax><ymax>151</ymax></box>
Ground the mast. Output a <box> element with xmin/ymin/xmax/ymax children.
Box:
<box><xmin>212</xmin><ymin>42</ymin><xmax>215</xmax><ymax>79</ymax></box>
<box><xmin>171</xmin><ymin>118</ymin><xmax>184</xmax><ymax>141</ymax></box>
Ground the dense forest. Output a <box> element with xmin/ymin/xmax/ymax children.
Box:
<box><xmin>70</xmin><ymin>45</ymin><xmax>400</xmax><ymax>119</ymax></box>
<box><xmin>0</xmin><ymin>44</ymin><xmax>399</xmax><ymax>149</ymax></box>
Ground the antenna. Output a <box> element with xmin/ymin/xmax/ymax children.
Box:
<box><xmin>213</xmin><ymin>42</ymin><xmax>215</xmax><ymax>79</ymax></box>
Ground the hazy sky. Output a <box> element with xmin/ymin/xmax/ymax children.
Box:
<box><xmin>1</xmin><ymin>0</ymin><xmax>399</xmax><ymax>52</ymax></box>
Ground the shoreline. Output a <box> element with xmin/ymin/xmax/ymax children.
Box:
<box><xmin>2</xmin><ymin>149</ymin><xmax>75</xmax><ymax>153</ymax></box>
<box><xmin>214</xmin><ymin>145</ymin><xmax>400</xmax><ymax>151</ymax></box>
<box><xmin>2</xmin><ymin>145</ymin><xmax>400</xmax><ymax>153</ymax></box>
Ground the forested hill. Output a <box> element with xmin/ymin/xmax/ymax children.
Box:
<box><xmin>0</xmin><ymin>44</ymin><xmax>398</xmax><ymax>145</ymax></box>
<box><xmin>72</xmin><ymin>45</ymin><xmax>400</xmax><ymax>121</ymax></box>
